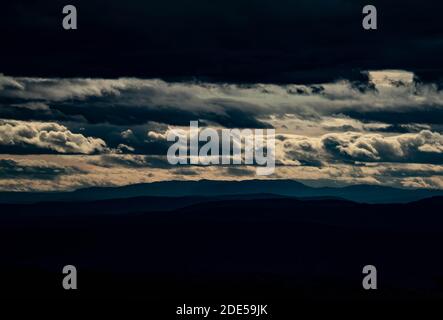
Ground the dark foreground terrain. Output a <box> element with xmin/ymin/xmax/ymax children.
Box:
<box><xmin>1</xmin><ymin>194</ymin><xmax>443</xmax><ymax>316</ymax></box>
<box><xmin>1</xmin><ymin>195</ymin><xmax>443</xmax><ymax>298</ymax></box>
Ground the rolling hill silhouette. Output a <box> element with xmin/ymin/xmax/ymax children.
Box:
<box><xmin>1</xmin><ymin>195</ymin><xmax>443</xmax><ymax>301</ymax></box>
<box><xmin>1</xmin><ymin>179</ymin><xmax>443</xmax><ymax>204</ymax></box>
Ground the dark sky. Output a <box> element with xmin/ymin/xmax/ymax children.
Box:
<box><xmin>1</xmin><ymin>0</ymin><xmax>443</xmax><ymax>83</ymax></box>
<box><xmin>2</xmin><ymin>1</ymin><xmax>443</xmax><ymax>191</ymax></box>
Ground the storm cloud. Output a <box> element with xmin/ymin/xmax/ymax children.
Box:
<box><xmin>2</xmin><ymin>71</ymin><xmax>443</xmax><ymax>132</ymax></box>
<box><xmin>0</xmin><ymin>119</ymin><xmax>107</xmax><ymax>154</ymax></box>
<box><xmin>1</xmin><ymin>71</ymin><xmax>443</xmax><ymax>190</ymax></box>
<box><xmin>279</xmin><ymin>130</ymin><xmax>443</xmax><ymax>166</ymax></box>
<box><xmin>2</xmin><ymin>0</ymin><xmax>443</xmax><ymax>85</ymax></box>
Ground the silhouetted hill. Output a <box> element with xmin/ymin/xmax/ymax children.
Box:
<box><xmin>1</xmin><ymin>195</ymin><xmax>443</xmax><ymax>301</ymax></box>
<box><xmin>0</xmin><ymin>193</ymin><xmax>289</xmax><ymax>216</ymax></box>
<box><xmin>1</xmin><ymin>179</ymin><xmax>443</xmax><ymax>204</ymax></box>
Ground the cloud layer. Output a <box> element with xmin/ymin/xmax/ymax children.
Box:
<box><xmin>1</xmin><ymin>71</ymin><xmax>443</xmax><ymax>190</ymax></box>
<box><xmin>0</xmin><ymin>119</ymin><xmax>107</xmax><ymax>154</ymax></box>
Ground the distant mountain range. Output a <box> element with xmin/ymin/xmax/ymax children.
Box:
<box><xmin>1</xmin><ymin>179</ymin><xmax>443</xmax><ymax>204</ymax></box>
<box><xmin>0</xmin><ymin>180</ymin><xmax>443</xmax><ymax>203</ymax></box>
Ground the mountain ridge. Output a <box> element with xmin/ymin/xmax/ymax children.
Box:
<box><xmin>1</xmin><ymin>179</ymin><xmax>442</xmax><ymax>204</ymax></box>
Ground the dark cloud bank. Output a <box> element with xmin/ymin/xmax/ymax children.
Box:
<box><xmin>1</xmin><ymin>0</ymin><xmax>443</xmax><ymax>83</ymax></box>
<box><xmin>1</xmin><ymin>1</ymin><xmax>443</xmax><ymax>190</ymax></box>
